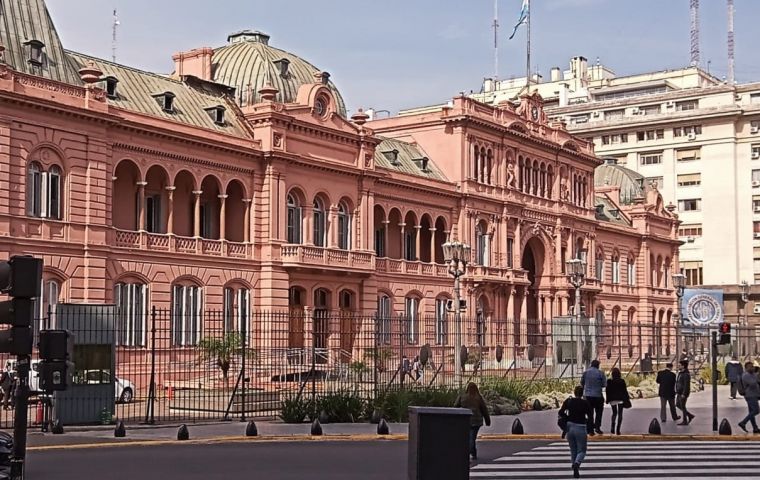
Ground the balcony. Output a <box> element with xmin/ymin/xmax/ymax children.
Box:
<box><xmin>280</xmin><ymin>245</ymin><xmax>375</xmax><ymax>272</ymax></box>
<box><xmin>374</xmin><ymin>258</ymin><xmax>450</xmax><ymax>277</ymax></box>
<box><xmin>467</xmin><ymin>265</ymin><xmax>528</xmax><ymax>284</ymax></box>
<box><xmin>112</xmin><ymin>229</ymin><xmax>252</xmax><ymax>259</ymax></box>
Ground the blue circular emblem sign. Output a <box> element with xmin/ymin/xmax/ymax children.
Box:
<box><xmin>686</xmin><ymin>294</ymin><xmax>722</xmax><ymax>326</ymax></box>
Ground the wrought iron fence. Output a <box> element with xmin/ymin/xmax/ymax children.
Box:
<box><xmin>0</xmin><ymin>306</ymin><xmax>757</xmax><ymax>429</ymax></box>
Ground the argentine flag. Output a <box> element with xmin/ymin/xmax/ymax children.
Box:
<box><xmin>508</xmin><ymin>0</ymin><xmax>529</xmax><ymax>40</ymax></box>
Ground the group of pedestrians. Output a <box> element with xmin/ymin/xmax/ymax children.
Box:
<box><xmin>656</xmin><ymin>360</ymin><xmax>695</xmax><ymax>425</ymax></box>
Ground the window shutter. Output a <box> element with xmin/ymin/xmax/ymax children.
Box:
<box><xmin>140</xmin><ymin>284</ymin><xmax>147</xmax><ymax>346</ymax></box>
<box><xmin>49</xmin><ymin>170</ymin><xmax>60</xmax><ymax>219</ymax></box>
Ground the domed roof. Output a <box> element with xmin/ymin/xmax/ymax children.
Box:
<box><xmin>212</xmin><ymin>30</ymin><xmax>346</xmax><ymax>116</ymax></box>
<box><xmin>594</xmin><ymin>158</ymin><xmax>645</xmax><ymax>205</ymax></box>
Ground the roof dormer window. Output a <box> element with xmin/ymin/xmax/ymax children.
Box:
<box><xmin>153</xmin><ymin>91</ymin><xmax>176</xmax><ymax>113</ymax></box>
<box><xmin>24</xmin><ymin>40</ymin><xmax>45</xmax><ymax>66</ymax></box>
<box><xmin>205</xmin><ymin>105</ymin><xmax>226</xmax><ymax>126</ymax></box>
<box><xmin>383</xmin><ymin>149</ymin><xmax>400</xmax><ymax>166</ymax></box>
<box><xmin>104</xmin><ymin>76</ymin><xmax>119</xmax><ymax>99</ymax></box>
<box><xmin>415</xmin><ymin>157</ymin><xmax>430</xmax><ymax>172</ymax></box>
<box><xmin>274</xmin><ymin>58</ymin><xmax>290</xmax><ymax>77</ymax></box>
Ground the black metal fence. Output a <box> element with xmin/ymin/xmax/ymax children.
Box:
<box><xmin>0</xmin><ymin>305</ymin><xmax>756</xmax><ymax>429</ymax></box>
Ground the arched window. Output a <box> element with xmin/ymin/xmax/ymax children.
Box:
<box><xmin>627</xmin><ymin>257</ymin><xmax>636</xmax><ymax>286</ymax></box>
<box><xmin>612</xmin><ymin>253</ymin><xmax>621</xmax><ymax>284</ymax></box>
<box><xmin>27</xmin><ymin>162</ymin><xmax>62</xmax><ymax>220</ymax></box>
<box><xmin>286</xmin><ymin>194</ymin><xmax>302</xmax><ymax>244</ymax></box>
<box><xmin>595</xmin><ymin>250</ymin><xmax>605</xmax><ymax>281</ymax></box>
<box><xmin>405</xmin><ymin>296</ymin><xmax>419</xmax><ymax>344</ymax></box>
<box><xmin>114</xmin><ymin>282</ymin><xmax>147</xmax><ymax>347</ymax></box>
<box><xmin>435</xmin><ymin>297</ymin><xmax>448</xmax><ymax>345</ymax></box>
<box><xmin>377</xmin><ymin>294</ymin><xmax>392</xmax><ymax>345</ymax></box>
<box><xmin>337</xmin><ymin>202</ymin><xmax>351</xmax><ymax>250</ymax></box>
<box><xmin>171</xmin><ymin>283</ymin><xmax>202</xmax><ymax>346</ymax></box>
<box><xmin>223</xmin><ymin>286</ymin><xmax>250</xmax><ymax>334</ymax></box>
<box><xmin>313</xmin><ymin>198</ymin><xmax>326</xmax><ymax>247</ymax></box>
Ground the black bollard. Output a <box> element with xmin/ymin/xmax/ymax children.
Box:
<box><xmin>511</xmin><ymin>418</ymin><xmax>524</xmax><ymax>435</ymax></box>
<box><xmin>648</xmin><ymin>418</ymin><xmax>661</xmax><ymax>435</ymax></box>
<box><xmin>719</xmin><ymin>418</ymin><xmax>732</xmax><ymax>436</ymax></box>
<box><xmin>245</xmin><ymin>420</ymin><xmax>258</xmax><ymax>437</ymax></box>
<box><xmin>114</xmin><ymin>420</ymin><xmax>126</xmax><ymax>438</ymax></box>
<box><xmin>177</xmin><ymin>424</ymin><xmax>189</xmax><ymax>441</ymax></box>
<box><xmin>532</xmin><ymin>399</ymin><xmax>542</xmax><ymax>411</ymax></box>
<box><xmin>311</xmin><ymin>419</ymin><xmax>323</xmax><ymax>436</ymax></box>
<box><xmin>51</xmin><ymin>419</ymin><xmax>64</xmax><ymax>435</ymax></box>
<box><xmin>377</xmin><ymin>418</ymin><xmax>390</xmax><ymax>435</ymax></box>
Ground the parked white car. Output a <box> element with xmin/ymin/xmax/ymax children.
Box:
<box><xmin>27</xmin><ymin>362</ymin><xmax>135</xmax><ymax>403</ymax></box>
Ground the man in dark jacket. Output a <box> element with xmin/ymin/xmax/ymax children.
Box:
<box><xmin>581</xmin><ymin>360</ymin><xmax>606</xmax><ymax>434</ymax></box>
<box><xmin>676</xmin><ymin>360</ymin><xmax>695</xmax><ymax>425</ymax></box>
<box><xmin>656</xmin><ymin>363</ymin><xmax>680</xmax><ymax>423</ymax></box>
<box><xmin>725</xmin><ymin>356</ymin><xmax>743</xmax><ymax>400</ymax></box>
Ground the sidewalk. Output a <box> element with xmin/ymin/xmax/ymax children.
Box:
<box><xmin>24</xmin><ymin>385</ymin><xmax>758</xmax><ymax>449</ymax></box>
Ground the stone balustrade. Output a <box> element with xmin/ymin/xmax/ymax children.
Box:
<box><xmin>112</xmin><ymin>229</ymin><xmax>252</xmax><ymax>259</ymax></box>
<box><xmin>279</xmin><ymin>245</ymin><xmax>375</xmax><ymax>270</ymax></box>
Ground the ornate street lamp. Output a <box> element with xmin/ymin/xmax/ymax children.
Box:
<box><xmin>443</xmin><ymin>241</ymin><xmax>471</xmax><ymax>384</ymax></box>
<box><xmin>740</xmin><ymin>280</ymin><xmax>750</xmax><ymax>355</ymax></box>
<box><xmin>672</xmin><ymin>273</ymin><xmax>686</xmax><ymax>360</ymax></box>
<box><xmin>566</xmin><ymin>258</ymin><xmax>586</xmax><ymax>374</ymax></box>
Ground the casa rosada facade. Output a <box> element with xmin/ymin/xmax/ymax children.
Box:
<box><xmin>0</xmin><ymin>2</ymin><xmax>679</xmax><ymax>356</ymax></box>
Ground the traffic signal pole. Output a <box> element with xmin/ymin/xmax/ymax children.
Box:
<box><xmin>10</xmin><ymin>355</ymin><xmax>30</xmax><ymax>479</ymax></box>
<box><xmin>711</xmin><ymin>330</ymin><xmax>718</xmax><ymax>433</ymax></box>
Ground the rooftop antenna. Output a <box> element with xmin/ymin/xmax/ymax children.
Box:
<box><xmin>493</xmin><ymin>0</ymin><xmax>499</xmax><ymax>80</ymax></box>
<box><xmin>112</xmin><ymin>9</ymin><xmax>120</xmax><ymax>63</ymax></box>
<box><xmin>690</xmin><ymin>0</ymin><xmax>700</xmax><ymax>67</ymax></box>
<box><xmin>727</xmin><ymin>0</ymin><xmax>735</xmax><ymax>84</ymax></box>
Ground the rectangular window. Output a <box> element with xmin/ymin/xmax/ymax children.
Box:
<box><xmin>751</xmin><ymin>120</ymin><xmax>760</xmax><ymax>132</ymax></box>
<box><xmin>753</xmin><ymin>170</ymin><xmax>760</xmax><ymax>183</ymax></box>
<box><xmin>435</xmin><ymin>299</ymin><xmax>448</xmax><ymax>345</ymax></box>
<box><xmin>678</xmin><ymin>224</ymin><xmax>703</xmax><ymax>237</ymax></box>
<box><xmin>115</xmin><ymin>283</ymin><xmax>147</xmax><ymax>347</ymax></box>
<box><xmin>405</xmin><ymin>297</ymin><xmax>418</xmax><ymax>344</ymax></box>
<box><xmin>678</xmin><ymin>198</ymin><xmax>701</xmax><ymax>212</ymax></box>
<box><xmin>754</xmin><ymin>221</ymin><xmax>760</xmax><ymax>235</ymax></box>
<box><xmin>605</xmin><ymin>109</ymin><xmax>625</xmax><ymax>121</ymax></box>
<box><xmin>676</xmin><ymin>148</ymin><xmax>701</xmax><ymax>162</ymax></box>
<box><xmin>681</xmin><ymin>261</ymin><xmax>703</xmax><ymax>286</ymax></box>
<box><xmin>637</xmin><ymin>131</ymin><xmax>645</xmax><ymax>142</ymax></box>
<box><xmin>676</xmin><ymin>100</ymin><xmax>698</xmax><ymax>111</ymax></box>
<box><xmin>375</xmin><ymin>227</ymin><xmax>386</xmax><ymax>257</ymax></box>
<box><xmin>639</xmin><ymin>152</ymin><xmax>663</xmax><ymax>165</ymax></box>
<box><xmin>751</xmin><ymin>94</ymin><xmax>760</xmax><ymax>105</ymax></box>
<box><xmin>601</xmin><ymin>135</ymin><xmax>610</xmax><ymax>145</ymax></box>
<box><xmin>223</xmin><ymin>288</ymin><xmax>250</xmax><ymax>334</ymax></box>
<box><xmin>677</xmin><ymin>173</ymin><xmax>701</xmax><ymax>187</ymax></box>
<box><xmin>754</xmin><ymin>197</ymin><xmax>760</xmax><ymax>212</ymax></box>
<box><xmin>627</xmin><ymin>260</ymin><xmax>636</xmax><ymax>286</ymax></box>
<box><xmin>595</xmin><ymin>257</ymin><xmax>604</xmax><ymax>281</ymax></box>
<box><xmin>146</xmin><ymin>195</ymin><xmax>162</xmax><ymax>233</ymax></box>
<box><xmin>640</xmin><ymin>104</ymin><xmax>661</xmax><ymax>116</ymax></box>
<box><xmin>377</xmin><ymin>295</ymin><xmax>392</xmax><ymax>345</ymax></box>
<box><xmin>752</xmin><ymin>145</ymin><xmax>760</xmax><ymax>159</ymax></box>
<box><xmin>172</xmin><ymin>285</ymin><xmax>202</xmax><ymax>346</ymax></box>
<box><xmin>570</xmin><ymin>114</ymin><xmax>589</xmax><ymax>125</ymax></box>
<box><xmin>506</xmin><ymin>238</ymin><xmax>514</xmax><ymax>268</ymax></box>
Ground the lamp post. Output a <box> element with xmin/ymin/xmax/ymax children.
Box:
<box><xmin>740</xmin><ymin>280</ymin><xmax>749</xmax><ymax>356</ymax></box>
<box><xmin>672</xmin><ymin>273</ymin><xmax>686</xmax><ymax>361</ymax></box>
<box><xmin>566</xmin><ymin>258</ymin><xmax>586</xmax><ymax>375</ymax></box>
<box><xmin>443</xmin><ymin>241</ymin><xmax>471</xmax><ymax>385</ymax></box>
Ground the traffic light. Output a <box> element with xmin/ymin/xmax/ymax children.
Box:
<box><xmin>38</xmin><ymin>330</ymin><xmax>73</xmax><ymax>392</ymax></box>
<box><xmin>0</xmin><ymin>256</ymin><xmax>42</xmax><ymax>355</ymax></box>
<box><xmin>718</xmin><ymin>322</ymin><xmax>732</xmax><ymax>345</ymax></box>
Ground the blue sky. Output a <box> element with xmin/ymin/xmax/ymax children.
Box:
<box><xmin>47</xmin><ymin>0</ymin><xmax>760</xmax><ymax>114</ymax></box>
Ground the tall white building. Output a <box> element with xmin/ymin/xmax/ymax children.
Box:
<box><xmin>472</xmin><ymin>57</ymin><xmax>760</xmax><ymax>287</ymax></box>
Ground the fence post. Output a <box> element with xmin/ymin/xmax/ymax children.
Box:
<box><xmin>311</xmin><ymin>311</ymin><xmax>317</xmax><ymax>415</ymax></box>
<box><xmin>240</xmin><ymin>308</ymin><xmax>247</xmax><ymax>422</ymax></box>
<box><xmin>144</xmin><ymin>306</ymin><xmax>157</xmax><ymax>425</ymax></box>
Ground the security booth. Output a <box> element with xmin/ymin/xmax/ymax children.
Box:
<box><xmin>552</xmin><ymin>314</ymin><xmax>596</xmax><ymax>377</ymax></box>
<box><xmin>51</xmin><ymin>304</ymin><xmax>116</xmax><ymax>425</ymax></box>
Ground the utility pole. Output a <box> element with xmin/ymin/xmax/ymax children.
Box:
<box><xmin>727</xmin><ymin>0</ymin><xmax>735</xmax><ymax>84</ymax></box>
<box><xmin>690</xmin><ymin>0</ymin><xmax>700</xmax><ymax>67</ymax></box>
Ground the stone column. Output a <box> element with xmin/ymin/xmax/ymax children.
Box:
<box><xmin>302</xmin><ymin>205</ymin><xmax>315</xmax><ymax>245</ymax></box>
<box><xmin>399</xmin><ymin>223</ymin><xmax>406</xmax><ymax>259</ymax></box>
<box><xmin>429</xmin><ymin>227</ymin><xmax>436</xmax><ymax>263</ymax></box>
<box><xmin>382</xmin><ymin>220</ymin><xmax>390</xmax><ymax>256</ymax></box>
<box><xmin>165</xmin><ymin>186</ymin><xmax>175</xmax><ymax>235</ymax></box>
<box><xmin>218</xmin><ymin>194</ymin><xmax>228</xmax><ymax>240</ymax></box>
<box><xmin>243</xmin><ymin>199</ymin><xmax>252</xmax><ymax>243</ymax></box>
<box><xmin>136</xmin><ymin>181</ymin><xmax>147</xmax><ymax>231</ymax></box>
<box><xmin>414</xmin><ymin>225</ymin><xmax>421</xmax><ymax>261</ymax></box>
<box><xmin>192</xmin><ymin>190</ymin><xmax>202</xmax><ymax>237</ymax></box>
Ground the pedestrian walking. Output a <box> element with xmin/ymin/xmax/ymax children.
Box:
<box><xmin>656</xmin><ymin>363</ymin><xmax>680</xmax><ymax>423</ymax></box>
<box><xmin>738</xmin><ymin>362</ymin><xmax>760</xmax><ymax>434</ymax></box>
<box><xmin>676</xmin><ymin>360</ymin><xmax>695</xmax><ymax>425</ymax></box>
<box><xmin>0</xmin><ymin>364</ymin><xmax>11</xmax><ymax>410</ymax></box>
<box><xmin>454</xmin><ymin>382</ymin><xmax>491</xmax><ymax>461</ymax></box>
<box><xmin>411</xmin><ymin>356</ymin><xmax>422</xmax><ymax>383</ymax></box>
<box><xmin>581</xmin><ymin>359</ymin><xmax>606</xmax><ymax>434</ymax></box>
<box><xmin>726</xmin><ymin>356</ymin><xmax>743</xmax><ymax>400</ymax></box>
<box><xmin>605</xmin><ymin>368</ymin><xmax>630</xmax><ymax>435</ymax></box>
<box><xmin>559</xmin><ymin>385</ymin><xmax>594</xmax><ymax>479</ymax></box>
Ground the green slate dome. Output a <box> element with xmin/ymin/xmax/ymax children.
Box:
<box><xmin>594</xmin><ymin>158</ymin><xmax>645</xmax><ymax>205</ymax></box>
<box><xmin>212</xmin><ymin>30</ymin><xmax>346</xmax><ymax>116</ymax></box>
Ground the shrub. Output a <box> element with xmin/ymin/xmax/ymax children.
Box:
<box><xmin>374</xmin><ymin>386</ymin><xmax>459</xmax><ymax>422</ymax></box>
<box><xmin>700</xmin><ymin>363</ymin><xmax>728</xmax><ymax>386</ymax></box>
<box><xmin>279</xmin><ymin>395</ymin><xmax>312</xmax><ymax>424</ymax></box>
<box><xmin>313</xmin><ymin>390</ymin><xmax>368</xmax><ymax>423</ymax></box>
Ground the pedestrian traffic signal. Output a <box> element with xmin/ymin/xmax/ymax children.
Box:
<box><xmin>0</xmin><ymin>256</ymin><xmax>42</xmax><ymax>355</ymax></box>
<box><xmin>718</xmin><ymin>322</ymin><xmax>731</xmax><ymax>345</ymax></box>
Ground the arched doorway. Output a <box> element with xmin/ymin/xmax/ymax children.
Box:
<box><xmin>522</xmin><ymin>237</ymin><xmax>545</xmax><ymax>345</ymax></box>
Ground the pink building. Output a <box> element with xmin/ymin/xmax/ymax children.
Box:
<box><xmin>0</xmin><ymin>1</ymin><xmax>679</xmax><ymax>374</ymax></box>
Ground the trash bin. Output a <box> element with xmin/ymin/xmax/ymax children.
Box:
<box><xmin>408</xmin><ymin>407</ymin><xmax>472</xmax><ymax>480</ymax></box>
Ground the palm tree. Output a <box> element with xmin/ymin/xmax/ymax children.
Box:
<box><xmin>197</xmin><ymin>332</ymin><xmax>253</xmax><ymax>389</ymax></box>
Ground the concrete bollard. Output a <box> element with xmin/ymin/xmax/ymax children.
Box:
<box><xmin>648</xmin><ymin>418</ymin><xmax>661</xmax><ymax>435</ymax></box>
<box><xmin>377</xmin><ymin>418</ymin><xmax>390</xmax><ymax>435</ymax></box>
<box><xmin>51</xmin><ymin>419</ymin><xmax>64</xmax><ymax>435</ymax></box>
<box><xmin>311</xmin><ymin>419</ymin><xmax>323</xmax><ymax>436</ymax></box>
<box><xmin>177</xmin><ymin>424</ymin><xmax>189</xmax><ymax>441</ymax></box>
<box><xmin>511</xmin><ymin>418</ymin><xmax>524</xmax><ymax>435</ymax></box>
<box><xmin>719</xmin><ymin>418</ymin><xmax>732</xmax><ymax>435</ymax></box>
<box><xmin>245</xmin><ymin>420</ymin><xmax>258</xmax><ymax>437</ymax></box>
<box><xmin>114</xmin><ymin>420</ymin><xmax>126</xmax><ymax>438</ymax></box>
<box><xmin>532</xmin><ymin>399</ymin><xmax>542</xmax><ymax>411</ymax></box>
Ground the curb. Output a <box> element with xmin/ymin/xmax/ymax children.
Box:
<box><xmin>27</xmin><ymin>432</ymin><xmax>760</xmax><ymax>451</ymax></box>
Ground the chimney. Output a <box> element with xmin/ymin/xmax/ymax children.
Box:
<box><xmin>172</xmin><ymin>47</ymin><xmax>214</xmax><ymax>81</ymax></box>
<box><xmin>570</xmin><ymin>56</ymin><xmax>588</xmax><ymax>80</ymax></box>
<box><xmin>531</xmin><ymin>73</ymin><xmax>543</xmax><ymax>84</ymax></box>
<box><xmin>550</xmin><ymin>67</ymin><xmax>561</xmax><ymax>82</ymax></box>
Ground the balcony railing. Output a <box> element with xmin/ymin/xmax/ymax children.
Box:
<box><xmin>467</xmin><ymin>265</ymin><xmax>528</xmax><ymax>283</ymax></box>
<box><xmin>112</xmin><ymin>229</ymin><xmax>252</xmax><ymax>259</ymax></box>
<box><xmin>280</xmin><ymin>245</ymin><xmax>375</xmax><ymax>270</ymax></box>
<box><xmin>374</xmin><ymin>258</ymin><xmax>449</xmax><ymax>277</ymax></box>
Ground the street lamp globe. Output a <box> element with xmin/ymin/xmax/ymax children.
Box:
<box><xmin>672</xmin><ymin>273</ymin><xmax>686</xmax><ymax>290</ymax></box>
<box><xmin>741</xmin><ymin>280</ymin><xmax>750</xmax><ymax>303</ymax></box>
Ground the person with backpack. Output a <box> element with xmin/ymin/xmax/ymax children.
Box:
<box><xmin>559</xmin><ymin>385</ymin><xmax>594</xmax><ymax>479</ymax></box>
<box><xmin>726</xmin><ymin>356</ymin><xmax>744</xmax><ymax>400</ymax></box>
<box><xmin>454</xmin><ymin>382</ymin><xmax>491</xmax><ymax>461</ymax></box>
<box><xmin>605</xmin><ymin>368</ymin><xmax>630</xmax><ymax>435</ymax></box>
<box><xmin>738</xmin><ymin>362</ymin><xmax>760</xmax><ymax>433</ymax></box>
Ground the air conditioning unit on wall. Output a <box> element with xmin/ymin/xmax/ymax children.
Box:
<box><xmin>754</xmin><ymin>304</ymin><xmax>760</xmax><ymax>314</ymax></box>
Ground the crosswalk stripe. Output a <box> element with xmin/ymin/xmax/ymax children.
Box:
<box><xmin>473</xmin><ymin>440</ymin><xmax>760</xmax><ymax>479</ymax></box>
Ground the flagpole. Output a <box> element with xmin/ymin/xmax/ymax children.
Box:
<box><xmin>493</xmin><ymin>0</ymin><xmax>499</xmax><ymax>80</ymax></box>
<box><xmin>525</xmin><ymin>0</ymin><xmax>531</xmax><ymax>89</ymax></box>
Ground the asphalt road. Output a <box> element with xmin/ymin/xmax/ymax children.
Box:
<box><xmin>25</xmin><ymin>440</ymin><xmax>547</xmax><ymax>480</ymax></box>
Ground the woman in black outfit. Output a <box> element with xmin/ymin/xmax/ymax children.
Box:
<box><xmin>605</xmin><ymin>367</ymin><xmax>629</xmax><ymax>435</ymax></box>
<box><xmin>559</xmin><ymin>386</ymin><xmax>594</xmax><ymax>479</ymax></box>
